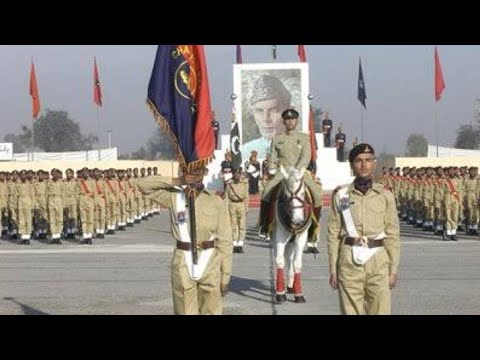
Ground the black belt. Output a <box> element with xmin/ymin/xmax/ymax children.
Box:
<box><xmin>176</xmin><ymin>240</ymin><xmax>216</xmax><ymax>251</ymax></box>
<box><xmin>344</xmin><ymin>237</ymin><xmax>385</xmax><ymax>248</ymax></box>
<box><xmin>229</xmin><ymin>200</ymin><xmax>244</xmax><ymax>203</ymax></box>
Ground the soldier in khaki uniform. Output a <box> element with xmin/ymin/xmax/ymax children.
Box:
<box><xmin>225</xmin><ymin>168</ymin><xmax>248</xmax><ymax>254</ymax></box>
<box><xmin>327</xmin><ymin>144</ymin><xmax>400</xmax><ymax>315</ymax></box>
<box><xmin>125</xmin><ymin>168</ymin><xmax>136</xmax><ymax>227</ymax></box>
<box><xmin>464</xmin><ymin>167</ymin><xmax>478</xmax><ymax>235</ymax></box>
<box><xmin>77</xmin><ymin>168</ymin><xmax>96</xmax><ymax>244</ymax></box>
<box><xmin>258</xmin><ymin>109</ymin><xmax>322</xmax><ymax>236</ymax></box>
<box><xmin>7</xmin><ymin>171</ymin><xmax>19</xmax><ymax>239</ymax></box>
<box><xmin>63</xmin><ymin>169</ymin><xmax>78</xmax><ymax>238</ymax></box>
<box><xmin>105</xmin><ymin>169</ymin><xmax>119</xmax><ymax>234</ymax></box>
<box><xmin>0</xmin><ymin>172</ymin><xmax>9</xmax><ymax>237</ymax></box>
<box><xmin>133</xmin><ymin>168</ymin><xmax>143</xmax><ymax>223</ymax></box>
<box><xmin>33</xmin><ymin>170</ymin><xmax>48</xmax><ymax>239</ymax></box>
<box><xmin>117</xmin><ymin>169</ymin><xmax>128</xmax><ymax>231</ymax></box>
<box><xmin>444</xmin><ymin>167</ymin><xmax>462</xmax><ymax>241</ymax></box>
<box><xmin>47</xmin><ymin>169</ymin><xmax>64</xmax><ymax>244</ymax></box>
<box><xmin>138</xmin><ymin>167</ymin><xmax>233</xmax><ymax>315</ymax></box>
<box><xmin>16</xmin><ymin>170</ymin><xmax>35</xmax><ymax>244</ymax></box>
<box><xmin>94</xmin><ymin>169</ymin><xmax>107</xmax><ymax>238</ymax></box>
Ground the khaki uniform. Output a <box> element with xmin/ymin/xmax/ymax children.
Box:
<box><xmin>94</xmin><ymin>179</ymin><xmax>107</xmax><ymax>235</ymax></box>
<box><xmin>77</xmin><ymin>179</ymin><xmax>96</xmax><ymax>239</ymax></box>
<box><xmin>444</xmin><ymin>178</ymin><xmax>461</xmax><ymax>234</ymax></box>
<box><xmin>16</xmin><ymin>181</ymin><xmax>35</xmax><ymax>239</ymax></box>
<box><xmin>0</xmin><ymin>180</ymin><xmax>8</xmax><ymax>232</ymax></box>
<box><xmin>34</xmin><ymin>180</ymin><xmax>48</xmax><ymax>236</ymax></box>
<box><xmin>262</xmin><ymin>131</ymin><xmax>322</xmax><ymax>207</ymax></box>
<box><xmin>133</xmin><ymin>177</ymin><xmax>143</xmax><ymax>221</ymax></box>
<box><xmin>117</xmin><ymin>179</ymin><xmax>128</xmax><ymax>227</ymax></box>
<box><xmin>125</xmin><ymin>177</ymin><xmax>136</xmax><ymax>225</ymax></box>
<box><xmin>46</xmin><ymin>179</ymin><xmax>64</xmax><ymax>237</ymax></box>
<box><xmin>138</xmin><ymin>176</ymin><xmax>233</xmax><ymax>315</ymax></box>
<box><xmin>464</xmin><ymin>177</ymin><xmax>479</xmax><ymax>231</ymax></box>
<box><xmin>104</xmin><ymin>178</ymin><xmax>119</xmax><ymax>231</ymax></box>
<box><xmin>7</xmin><ymin>180</ymin><xmax>18</xmax><ymax>235</ymax></box>
<box><xmin>226</xmin><ymin>180</ymin><xmax>248</xmax><ymax>248</ymax></box>
<box><xmin>327</xmin><ymin>183</ymin><xmax>401</xmax><ymax>315</ymax></box>
<box><xmin>63</xmin><ymin>179</ymin><xmax>78</xmax><ymax>235</ymax></box>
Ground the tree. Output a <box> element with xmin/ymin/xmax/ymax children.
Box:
<box><xmin>3</xmin><ymin>125</ymin><xmax>32</xmax><ymax>153</ymax></box>
<box><xmin>405</xmin><ymin>134</ymin><xmax>428</xmax><ymax>157</ymax></box>
<box><xmin>32</xmin><ymin>109</ymin><xmax>98</xmax><ymax>152</ymax></box>
<box><xmin>130</xmin><ymin>146</ymin><xmax>149</xmax><ymax>160</ymax></box>
<box><xmin>147</xmin><ymin>128</ymin><xmax>176</xmax><ymax>160</ymax></box>
<box><xmin>454</xmin><ymin>125</ymin><xmax>480</xmax><ymax>149</ymax></box>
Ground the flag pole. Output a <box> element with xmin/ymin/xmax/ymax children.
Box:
<box><xmin>97</xmin><ymin>105</ymin><xmax>101</xmax><ymax>160</ymax></box>
<box><xmin>361</xmin><ymin>104</ymin><xmax>365</xmax><ymax>142</ymax></box>
<box><xmin>32</xmin><ymin>117</ymin><xmax>35</xmax><ymax>162</ymax></box>
<box><xmin>435</xmin><ymin>103</ymin><xmax>439</xmax><ymax>157</ymax></box>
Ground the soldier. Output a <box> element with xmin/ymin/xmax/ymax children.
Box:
<box><xmin>77</xmin><ymin>168</ymin><xmax>96</xmax><ymax>244</ymax></box>
<box><xmin>105</xmin><ymin>169</ymin><xmax>119</xmax><ymax>234</ymax></box>
<box><xmin>444</xmin><ymin>167</ymin><xmax>462</xmax><ymax>241</ymax></box>
<box><xmin>322</xmin><ymin>112</ymin><xmax>333</xmax><ymax>147</ymax></box>
<box><xmin>262</xmin><ymin>153</ymin><xmax>272</xmax><ymax>180</ymax></box>
<box><xmin>212</xmin><ymin>111</ymin><xmax>220</xmax><ymax>150</ymax></box>
<box><xmin>0</xmin><ymin>172</ymin><xmax>8</xmax><ymax>238</ymax></box>
<box><xmin>137</xmin><ymin>166</ymin><xmax>233</xmax><ymax>315</ymax></box>
<box><xmin>220</xmin><ymin>151</ymin><xmax>234</xmax><ymax>190</ymax></box>
<box><xmin>305</xmin><ymin>164</ymin><xmax>323</xmax><ymax>255</ymax></box>
<box><xmin>225</xmin><ymin>167</ymin><xmax>248</xmax><ymax>254</ymax></box>
<box><xmin>63</xmin><ymin>169</ymin><xmax>78</xmax><ymax>238</ymax></box>
<box><xmin>16</xmin><ymin>170</ymin><xmax>35</xmax><ymax>245</ymax></box>
<box><xmin>258</xmin><ymin>109</ymin><xmax>322</xmax><ymax>237</ymax></box>
<box><xmin>245</xmin><ymin>150</ymin><xmax>261</xmax><ymax>195</ymax></box>
<box><xmin>117</xmin><ymin>169</ymin><xmax>128</xmax><ymax>231</ymax></box>
<box><xmin>133</xmin><ymin>168</ymin><xmax>143</xmax><ymax>223</ymax></box>
<box><xmin>47</xmin><ymin>169</ymin><xmax>64</xmax><ymax>244</ymax></box>
<box><xmin>7</xmin><ymin>171</ymin><xmax>19</xmax><ymax>239</ymax></box>
<box><xmin>94</xmin><ymin>169</ymin><xmax>107</xmax><ymax>238</ymax></box>
<box><xmin>327</xmin><ymin>144</ymin><xmax>400</xmax><ymax>315</ymax></box>
<box><xmin>125</xmin><ymin>168</ymin><xmax>137</xmax><ymax>227</ymax></box>
<box><xmin>33</xmin><ymin>170</ymin><xmax>48</xmax><ymax>239</ymax></box>
<box><xmin>464</xmin><ymin>167</ymin><xmax>478</xmax><ymax>235</ymax></box>
<box><xmin>153</xmin><ymin>167</ymin><xmax>159</xmax><ymax>176</ymax></box>
<box><xmin>335</xmin><ymin>126</ymin><xmax>347</xmax><ymax>162</ymax></box>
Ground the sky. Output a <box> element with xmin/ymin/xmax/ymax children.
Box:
<box><xmin>0</xmin><ymin>45</ymin><xmax>479</xmax><ymax>155</ymax></box>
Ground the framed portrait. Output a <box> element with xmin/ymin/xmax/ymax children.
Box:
<box><xmin>233</xmin><ymin>63</ymin><xmax>310</xmax><ymax>159</ymax></box>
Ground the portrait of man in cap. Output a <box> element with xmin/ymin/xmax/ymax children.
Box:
<box><xmin>234</xmin><ymin>64</ymin><xmax>309</xmax><ymax>160</ymax></box>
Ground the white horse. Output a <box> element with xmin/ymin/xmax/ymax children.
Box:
<box><xmin>272</xmin><ymin>166</ymin><xmax>312</xmax><ymax>304</ymax></box>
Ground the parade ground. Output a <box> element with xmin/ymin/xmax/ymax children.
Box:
<box><xmin>0</xmin><ymin>209</ymin><xmax>478</xmax><ymax>315</ymax></box>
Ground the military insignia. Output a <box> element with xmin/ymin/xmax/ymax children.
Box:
<box><xmin>177</xmin><ymin>211</ymin><xmax>186</xmax><ymax>224</ymax></box>
<box><xmin>339</xmin><ymin>196</ymin><xmax>351</xmax><ymax>211</ymax></box>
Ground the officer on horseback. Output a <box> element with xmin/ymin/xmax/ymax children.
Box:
<box><xmin>258</xmin><ymin>109</ymin><xmax>322</xmax><ymax>237</ymax></box>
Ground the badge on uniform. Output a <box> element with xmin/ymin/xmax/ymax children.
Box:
<box><xmin>339</xmin><ymin>196</ymin><xmax>351</xmax><ymax>211</ymax></box>
<box><xmin>177</xmin><ymin>211</ymin><xmax>186</xmax><ymax>224</ymax></box>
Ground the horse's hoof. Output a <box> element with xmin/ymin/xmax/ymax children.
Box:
<box><xmin>287</xmin><ymin>287</ymin><xmax>294</xmax><ymax>294</ymax></box>
<box><xmin>275</xmin><ymin>294</ymin><xmax>287</xmax><ymax>304</ymax></box>
<box><xmin>294</xmin><ymin>296</ymin><xmax>306</xmax><ymax>303</ymax></box>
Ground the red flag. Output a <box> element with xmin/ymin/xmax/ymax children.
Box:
<box><xmin>434</xmin><ymin>47</ymin><xmax>445</xmax><ymax>102</ymax></box>
<box><xmin>29</xmin><ymin>61</ymin><xmax>41</xmax><ymax>119</ymax></box>
<box><xmin>298</xmin><ymin>45</ymin><xmax>307</xmax><ymax>62</ymax></box>
<box><xmin>93</xmin><ymin>57</ymin><xmax>103</xmax><ymax>107</ymax></box>
<box><xmin>309</xmin><ymin>106</ymin><xmax>317</xmax><ymax>162</ymax></box>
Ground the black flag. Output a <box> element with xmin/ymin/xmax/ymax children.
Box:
<box><xmin>230</xmin><ymin>121</ymin><xmax>242</xmax><ymax>169</ymax></box>
<box><xmin>358</xmin><ymin>58</ymin><xmax>367</xmax><ymax>109</ymax></box>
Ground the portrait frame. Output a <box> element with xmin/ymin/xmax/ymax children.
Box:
<box><xmin>233</xmin><ymin>63</ymin><xmax>310</xmax><ymax>160</ymax></box>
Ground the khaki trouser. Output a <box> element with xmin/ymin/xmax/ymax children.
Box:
<box><xmin>445</xmin><ymin>198</ymin><xmax>460</xmax><ymax>231</ymax></box>
<box><xmin>79</xmin><ymin>197</ymin><xmax>94</xmax><ymax>235</ymax></box>
<box><xmin>229</xmin><ymin>202</ymin><xmax>246</xmax><ymax>242</ymax></box>
<box><xmin>171</xmin><ymin>250</ymin><xmax>223</xmax><ymax>315</ymax></box>
<box><xmin>48</xmin><ymin>196</ymin><xmax>64</xmax><ymax>235</ymax></box>
<box><xmin>126</xmin><ymin>192</ymin><xmax>135</xmax><ymax>223</ymax></box>
<box><xmin>64</xmin><ymin>196</ymin><xmax>77</xmax><ymax>231</ymax></box>
<box><xmin>466</xmin><ymin>195</ymin><xmax>479</xmax><ymax>226</ymax></box>
<box><xmin>18</xmin><ymin>197</ymin><xmax>33</xmax><ymax>237</ymax></box>
<box><xmin>118</xmin><ymin>194</ymin><xmax>127</xmax><ymax>225</ymax></box>
<box><xmin>106</xmin><ymin>198</ymin><xmax>118</xmax><ymax>229</ymax></box>
<box><xmin>337</xmin><ymin>245</ymin><xmax>391</xmax><ymax>315</ymax></box>
<box><xmin>95</xmin><ymin>197</ymin><xmax>106</xmax><ymax>234</ymax></box>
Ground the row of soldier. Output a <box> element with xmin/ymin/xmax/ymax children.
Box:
<box><xmin>0</xmin><ymin>167</ymin><xmax>162</xmax><ymax>245</ymax></box>
<box><xmin>380</xmin><ymin>166</ymin><xmax>479</xmax><ymax>241</ymax></box>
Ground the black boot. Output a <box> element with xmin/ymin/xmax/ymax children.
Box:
<box><xmin>258</xmin><ymin>200</ymin><xmax>270</xmax><ymax>237</ymax></box>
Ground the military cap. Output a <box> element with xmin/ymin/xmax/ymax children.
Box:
<box><xmin>282</xmin><ymin>109</ymin><xmax>299</xmax><ymax>120</ymax></box>
<box><xmin>250</xmin><ymin>75</ymin><xmax>292</xmax><ymax>106</ymax></box>
<box><xmin>349</xmin><ymin>143</ymin><xmax>375</xmax><ymax>163</ymax></box>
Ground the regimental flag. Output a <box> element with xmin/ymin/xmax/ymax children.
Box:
<box><xmin>29</xmin><ymin>61</ymin><xmax>41</xmax><ymax>119</ymax></box>
<box><xmin>298</xmin><ymin>45</ymin><xmax>307</xmax><ymax>62</ymax></box>
<box><xmin>357</xmin><ymin>57</ymin><xmax>367</xmax><ymax>109</ymax></box>
<box><xmin>93</xmin><ymin>57</ymin><xmax>103</xmax><ymax>107</ymax></box>
<box><xmin>230</xmin><ymin>107</ymin><xmax>242</xmax><ymax>170</ymax></box>
<box><xmin>435</xmin><ymin>46</ymin><xmax>446</xmax><ymax>102</ymax></box>
<box><xmin>236</xmin><ymin>45</ymin><xmax>243</xmax><ymax>64</ymax></box>
<box><xmin>147</xmin><ymin>45</ymin><xmax>214</xmax><ymax>172</ymax></box>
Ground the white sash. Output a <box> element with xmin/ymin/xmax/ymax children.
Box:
<box><xmin>175</xmin><ymin>192</ymin><xmax>215</xmax><ymax>281</ymax></box>
<box><xmin>336</xmin><ymin>187</ymin><xmax>385</xmax><ymax>266</ymax></box>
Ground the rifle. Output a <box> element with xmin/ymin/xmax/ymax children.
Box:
<box><xmin>187</xmin><ymin>186</ymin><xmax>198</xmax><ymax>265</ymax></box>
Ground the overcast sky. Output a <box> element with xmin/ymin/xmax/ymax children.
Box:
<box><xmin>0</xmin><ymin>45</ymin><xmax>479</xmax><ymax>155</ymax></box>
